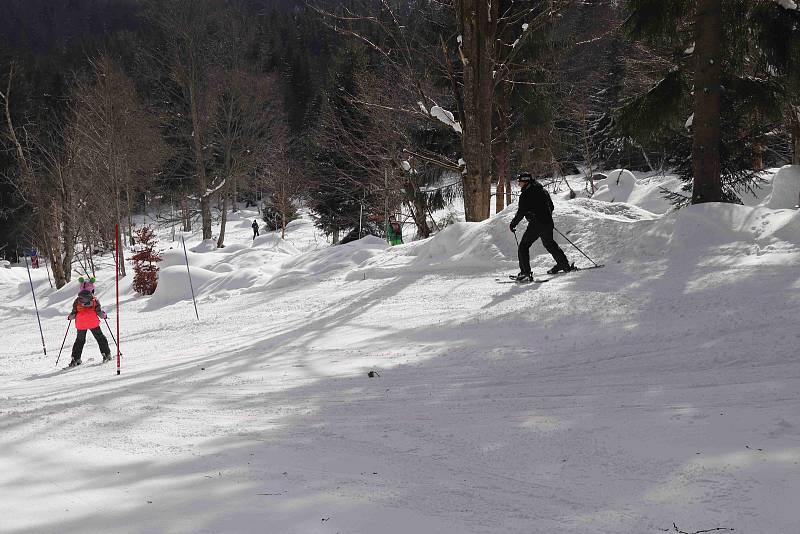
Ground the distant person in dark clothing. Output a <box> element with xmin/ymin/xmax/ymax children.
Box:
<box><xmin>509</xmin><ymin>172</ymin><xmax>573</xmax><ymax>281</ymax></box>
<box><xmin>252</xmin><ymin>220</ymin><xmax>260</xmax><ymax>239</ymax></box>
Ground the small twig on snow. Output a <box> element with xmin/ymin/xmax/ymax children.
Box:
<box><xmin>672</xmin><ymin>522</ymin><xmax>734</xmax><ymax>534</ymax></box>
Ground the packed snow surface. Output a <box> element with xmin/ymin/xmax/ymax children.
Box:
<box><xmin>1</xmin><ymin>172</ymin><xmax>799</xmax><ymax>533</ymax></box>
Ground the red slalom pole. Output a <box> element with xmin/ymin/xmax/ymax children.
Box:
<box><xmin>115</xmin><ymin>224</ymin><xmax>121</xmax><ymax>375</ymax></box>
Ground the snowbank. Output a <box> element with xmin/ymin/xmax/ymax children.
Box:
<box><xmin>637</xmin><ymin>202</ymin><xmax>800</xmax><ymax>255</ymax></box>
<box><xmin>145</xmin><ymin>264</ymin><xmax>262</xmax><ymax>311</ymax></box>
<box><xmin>766</xmin><ymin>165</ymin><xmax>800</xmax><ymax>209</ymax></box>
<box><xmin>592</xmin><ymin>169</ymin><xmax>682</xmax><ymax>215</ymax></box>
<box><xmin>592</xmin><ymin>169</ymin><xmax>636</xmax><ymax>203</ymax></box>
<box><xmin>269</xmin><ymin>236</ymin><xmax>389</xmax><ymax>288</ymax></box>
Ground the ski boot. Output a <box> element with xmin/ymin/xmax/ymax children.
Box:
<box><xmin>547</xmin><ymin>262</ymin><xmax>575</xmax><ymax>275</ymax></box>
<box><xmin>102</xmin><ymin>352</ymin><xmax>112</xmax><ymax>363</ymax></box>
<box><xmin>512</xmin><ymin>271</ymin><xmax>533</xmax><ymax>282</ymax></box>
<box><xmin>67</xmin><ymin>358</ymin><xmax>82</xmax><ymax>368</ymax></box>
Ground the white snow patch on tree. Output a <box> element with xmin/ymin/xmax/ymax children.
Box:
<box><xmin>773</xmin><ymin>0</ymin><xmax>798</xmax><ymax>9</ymax></box>
<box><xmin>401</xmin><ymin>160</ymin><xmax>412</xmax><ymax>172</ymax></box>
<box><xmin>417</xmin><ymin>101</ymin><xmax>429</xmax><ymax>115</ymax></box>
<box><xmin>685</xmin><ymin>114</ymin><xmax>694</xmax><ymax>129</ymax></box>
<box><xmin>430</xmin><ymin>105</ymin><xmax>463</xmax><ymax>134</ymax></box>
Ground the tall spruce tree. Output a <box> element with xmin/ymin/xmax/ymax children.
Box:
<box><xmin>621</xmin><ymin>0</ymin><xmax>792</xmax><ymax>204</ymax></box>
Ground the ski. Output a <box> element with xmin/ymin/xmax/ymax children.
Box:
<box><xmin>496</xmin><ymin>264</ymin><xmax>605</xmax><ymax>284</ymax></box>
<box><xmin>60</xmin><ymin>357</ymin><xmax>112</xmax><ymax>371</ymax></box>
<box><xmin>496</xmin><ymin>277</ymin><xmax>549</xmax><ymax>285</ymax></box>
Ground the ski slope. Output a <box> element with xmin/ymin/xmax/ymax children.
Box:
<box><xmin>1</xmin><ymin>169</ymin><xmax>799</xmax><ymax>534</ymax></box>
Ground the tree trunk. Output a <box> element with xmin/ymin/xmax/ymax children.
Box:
<box><xmin>115</xmin><ymin>224</ymin><xmax>126</xmax><ymax>279</ymax></box>
<box><xmin>493</xmin><ymin>82</ymin><xmax>510</xmax><ymax>215</ymax></box>
<box><xmin>791</xmin><ymin>106</ymin><xmax>800</xmax><ymax>165</ymax></box>
<box><xmin>405</xmin><ymin>181</ymin><xmax>432</xmax><ymax>239</ymax></box>
<box><xmin>691</xmin><ymin>0</ymin><xmax>723</xmax><ymax>204</ymax></box>
<box><xmin>217</xmin><ymin>193</ymin><xmax>228</xmax><ymax>248</ymax></box>
<box><xmin>232</xmin><ymin>175</ymin><xmax>238</xmax><ymax>213</ymax></box>
<box><xmin>43</xmin><ymin>217</ymin><xmax>67</xmax><ymax>289</ymax></box>
<box><xmin>753</xmin><ymin>143</ymin><xmax>765</xmax><ymax>171</ymax></box>
<box><xmin>114</xmin><ymin>193</ymin><xmax>127</xmax><ymax>277</ymax></box>
<box><xmin>181</xmin><ymin>197</ymin><xmax>191</xmax><ymax>232</ymax></box>
<box><xmin>189</xmin><ymin>86</ymin><xmax>212</xmax><ymax>240</ymax></box>
<box><xmin>126</xmin><ymin>184</ymin><xmax>135</xmax><ymax>247</ymax></box>
<box><xmin>458</xmin><ymin>0</ymin><xmax>498</xmax><ymax>221</ymax></box>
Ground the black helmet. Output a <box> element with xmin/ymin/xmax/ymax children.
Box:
<box><xmin>517</xmin><ymin>172</ymin><xmax>534</xmax><ymax>183</ymax></box>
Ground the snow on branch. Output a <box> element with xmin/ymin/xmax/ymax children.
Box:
<box><xmin>202</xmin><ymin>178</ymin><xmax>227</xmax><ymax>199</ymax></box>
<box><xmin>188</xmin><ymin>178</ymin><xmax>227</xmax><ymax>201</ymax></box>
<box><xmin>773</xmin><ymin>0</ymin><xmax>798</xmax><ymax>9</ymax></box>
<box><xmin>429</xmin><ymin>105</ymin><xmax>462</xmax><ymax>134</ymax></box>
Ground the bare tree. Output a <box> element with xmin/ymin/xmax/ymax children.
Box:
<box><xmin>1</xmin><ymin>63</ymin><xmax>81</xmax><ymax>288</ymax></box>
<box><xmin>147</xmin><ymin>0</ymin><xmax>225</xmax><ymax>241</ymax></box>
<box><xmin>71</xmin><ymin>54</ymin><xmax>169</xmax><ymax>276</ymax></box>
<box><xmin>213</xmin><ymin>70</ymin><xmax>284</xmax><ymax>247</ymax></box>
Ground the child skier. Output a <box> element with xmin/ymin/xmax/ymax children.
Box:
<box><xmin>388</xmin><ymin>215</ymin><xmax>403</xmax><ymax>246</ymax></box>
<box><xmin>66</xmin><ymin>279</ymin><xmax>111</xmax><ymax>367</ymax></box>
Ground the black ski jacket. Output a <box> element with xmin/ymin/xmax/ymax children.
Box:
<box><xmin>511</xmin><ymin>181</ymin><xmax>555</xmax><ymax>228</ymax></box>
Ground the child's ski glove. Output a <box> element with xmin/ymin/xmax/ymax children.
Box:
<box><xmin>67</xmin><ymin>313</ymin><xmax>76</xmax><ymax>320</ymax></box>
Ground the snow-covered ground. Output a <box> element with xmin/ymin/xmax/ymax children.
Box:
<box><xmin>1</xmin><ymin>169</ymin><xmax>799</xmax><ymax>533</ymax></box>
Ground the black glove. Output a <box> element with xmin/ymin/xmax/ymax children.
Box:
<box><xmin>67</xmin><ymin>313</ymin><xmax>76</xmax><ymax>320</ymax></box>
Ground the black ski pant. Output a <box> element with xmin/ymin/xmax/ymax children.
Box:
<box><xmin>518</xmin><ymin>220</ymin><xmax>569</xmax><ymax>274</ymax></box>
<box><xmin>253</xmin><ymin>228</ymin><xmax>259</xmax><ymax>239</ymax></box>
<box><xmin>71</xmin><ymin>327</ymin><xmax>110</xmax><ymax>361</ymax></box>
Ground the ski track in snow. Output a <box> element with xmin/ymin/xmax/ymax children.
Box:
<box><xmin>1</xmin><ymin>173</ymin><xmax>800</xmax><ymax>533</ymax></box>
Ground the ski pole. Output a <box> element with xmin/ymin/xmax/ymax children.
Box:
<box><xmin>103</xmin><ymin>316</ymin><xmax>122</xmax><ymax>356</ymax></box>
<box><xmin>512</xmin><ymin>229</ymin><xmax>519</xmax><ymax>248</ymax></box>
<box><xmin>55</xmin><ymin>319</ymin><xmax>72</xmax><ymax>367</ymax></box>
<box><xmin>181</xmin><ymin>235</ymin><xmax>200</xmax><ymax>321</ymax></box>
<box><xmin>25</xmin><ymin>255</ymin><xmax>47</xmax><ymax>355</ymax></box>
<box><xmin>553</xmin><ymin>226</ymin><xmax>601</xmax><ymax>267</ymax></box>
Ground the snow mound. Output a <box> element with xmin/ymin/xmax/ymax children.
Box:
<box><xmin>592</xmin><ymin>169</ymin><xmax>636</xmax><ymax>203</ymax></box>
<box><xmin>349</xmin><ymin>199</ymin><xmax>661</xmax><ymax>279</ymax></box>
<box><xmin>145</xmin><ymin>264</ymin><xmax>262</xmax><ymax>310</ymax></box>
<box><xmin>268</xmin><ymin>236</ymin><xmax>388</xmax><ymax>288</ymax></box>
<box><xmin>638</xmin><ymin>203</ymin><xmax>800</xmax><ymax>253</ymax></box>
<box><xmin>252</xmin><ymin>234</ymin><xmax>301</xmax><ymax>255</ymax></box>
<box><xmin>765</xmin><ymin>165</ymin><xmax>800</xmax><ymax>209</ymax></box>
<box><xmin>591</xmin><ymin>170</ymin><xmax>682</xmax><ymax>215</ymax></box>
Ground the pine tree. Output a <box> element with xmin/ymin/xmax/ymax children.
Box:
<box><xmin>620</xmin><ymin>0</ymin><xmax>790</xmax><ymax>204</ymax></box>
<box><xmin>131</xmin><ymin>226</ymin><xmax>161</xmax><ymax>296</ymax></box>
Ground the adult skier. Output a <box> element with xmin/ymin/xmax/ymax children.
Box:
<box><xmin>66</xmin><ymin>288</ymin><xmax>111</xmax><ymax>367</ymax></box>
<box><xmin>252</xmin><ymin>220</ymin><xmax>260</xmax><ymax>239</ymax></box>
<box><xmin>509</xmin><ymin>172</ymin><xmax>573</xmax><ymax>281</ymax></box>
